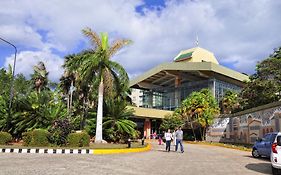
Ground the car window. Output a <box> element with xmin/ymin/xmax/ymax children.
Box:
<box><xmin>263</xmin><ymin>134</ymin><xmax>272</xmax><ymax>142</ymax></box>
<box><xmin>271</xmin><ymin>134</ymin><xmax>277</xmax><ymax>142</ymax></box>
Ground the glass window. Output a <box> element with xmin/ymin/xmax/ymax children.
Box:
<box><xmin>263</xmin><ymin>134</ymin><xmax>271</xmax><ymax>142</ymax></box>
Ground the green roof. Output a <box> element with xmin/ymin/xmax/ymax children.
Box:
<box><xmin>174</xmin><ymin>51</ymin><xmax>193</xmax><ymax>62</ymax></box>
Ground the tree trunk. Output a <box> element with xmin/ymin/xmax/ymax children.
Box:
<box><xmin>95</xmin><ymin>80</ymin><xmax>104</xmax><ymax>143</ymax></box>
<box><xmin>80</xmin><ymin>97</ymin><xmax>88</xmax><ymax>130</ymax></box>
<box><xmin>190</xmin><ymin>121</ymin><xmax>197</xmax><ymax>141</ymax></box>
<box><xmin>199</xmin><ymin>126</ymin><xmax>203</xmax><ymax>141</ymax></box>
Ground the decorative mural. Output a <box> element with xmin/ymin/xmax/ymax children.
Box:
<box><xmin>206</xmin><ymin>104</ymin><xmax>281</xmax><ymax>144</ymax></box>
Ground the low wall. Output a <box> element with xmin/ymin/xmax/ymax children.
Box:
<box><xmin>206</xmin><ymin>101</ymin><xmax>281</xmax><ymax>144</ymax></box>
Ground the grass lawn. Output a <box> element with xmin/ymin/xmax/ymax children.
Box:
<box><xmin>0</xmin><ymin>142</ymin><xmax>147</xmax><ymax>149</ymax></box>
<box><xmin>186</xmin><ymin>141</ymin><xmax>252</xmax><ymax>152</ymax></box>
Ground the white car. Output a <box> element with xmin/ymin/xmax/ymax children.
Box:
<box><xmin>271</xmin><ymin>132</ymin><xmax>281</xmax><ymax>175</ymax></box>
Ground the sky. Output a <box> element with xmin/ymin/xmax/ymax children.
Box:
<box><xmin>0</xmin><ymin>0</ymin><xmax>281</xmax><ymax>82</ymax></box>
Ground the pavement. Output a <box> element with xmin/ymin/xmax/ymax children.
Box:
<box><xmin>0</xmin><ymin>142</ymin><xmax>272</xmax><ymax>175</ymax></box>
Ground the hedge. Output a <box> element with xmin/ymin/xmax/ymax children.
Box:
<box><xmin>0</xmin><ymin>132</ymin><xmax>12</xmax><ymax>145</ymax></box>
<box><xmin>22</xmin><ymin>129</ymin><xmax>50</xmax><ymax>147</ymax></box>
<box><xmin>67</xmin><ymin>132</ymin><xmax>90</xmax><ymax>147</ymax></box>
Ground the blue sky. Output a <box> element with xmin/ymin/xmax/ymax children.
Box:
<box><xmin>0</xmin><ymin>0</ymin><xmax>281</xmax><ymax>82</ymax></box>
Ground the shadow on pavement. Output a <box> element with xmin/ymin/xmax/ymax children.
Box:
<box><xmin>245</xmin><ymin>163</ymin><xmax>271</xmax><ymax>174</ymax></box>
<box><xmin>243</xmin><ymin>155</ymin><xmax>270</xmax><ymax>162</ymax></box>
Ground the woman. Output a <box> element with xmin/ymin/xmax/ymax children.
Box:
<box><xmin>165</xmin><ymin>129</ymin><xmax>172</xmax><ymax>152</ymax></box>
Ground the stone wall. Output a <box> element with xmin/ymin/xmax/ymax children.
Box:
<box><xmin>206</xmin><ymin>101</ymin><xmax>281</xmax><ymax>144</ymax></box>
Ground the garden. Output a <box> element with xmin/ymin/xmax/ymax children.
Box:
<box><xmin>0</xmin><ymin>28</ymin><xmax>141</xmax><ymax>148</ymax></box>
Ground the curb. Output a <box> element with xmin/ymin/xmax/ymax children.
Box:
<box><xmin>0</xmin><ymin>144</ymin><xmax>151</xmax><ymax>155</ymax></box>
<box><xmin>1</xmin><ymin>148</ymin><xmax>92</xmax><ymax>154</ymax></box>
<box><xmin>185</xmin><ymin>141</ymin><xmax>251</xmax><ymax>152</ymax></box>
<box><xmin>93</xmin><ymin>143</ymin><xmax>151</xmax><ymax>155</ymax></box>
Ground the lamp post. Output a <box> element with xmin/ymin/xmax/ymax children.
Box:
<box><xmin>0</xmin><ymin>37</ymin><xmax>17</xmax><ymax>130</ymax></box>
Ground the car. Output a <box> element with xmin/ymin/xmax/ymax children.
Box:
<box><xmin>252</xmin><ymin>132</ymin><xmax>278</xmax><ymax>158</ymax></box>
<box><xmin>271</xmin><ymin>132</ymin><xmax>281</xmax><ymax>175</ymax></box>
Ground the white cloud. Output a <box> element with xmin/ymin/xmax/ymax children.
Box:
<box><xmin>4</xmin><ymin>50</ymin><xmax>64</xmax><ymax>82</ymax></box>
<box><xmin>1</xmin><ymin>0</ymin><xmax>281</xmax><ymax>79</ymax></box>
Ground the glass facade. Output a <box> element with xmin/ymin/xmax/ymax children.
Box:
<box><xmin>139</xmin><ymin>78</ymin><xmax>242</xmax><ymax>111</ymax></box>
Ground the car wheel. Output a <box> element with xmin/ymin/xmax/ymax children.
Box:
<box><xmin>272</xmin><ymin>166</ymin><xmax>280</xmax><ymax>175</ymax></box>
<box><xmin>252</xmin><ymin>148</ymin><xmax>260</xmax><ymax>158</ymax></box>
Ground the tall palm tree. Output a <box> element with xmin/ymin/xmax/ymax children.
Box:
<box><xmin>80</xmin><ymin>28</ymin><xmax>131</xmax><ymax>143</ymax></box>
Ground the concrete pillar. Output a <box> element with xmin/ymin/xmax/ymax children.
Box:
<box><xmin>144</xmin><ymin>119</ymin><xmax>151</xmax><ymax>139</ymax></box>
<box><xmin>174</xmin><ymin>75</ymin><xmax>181</xmax><ymax>107</ymax></box>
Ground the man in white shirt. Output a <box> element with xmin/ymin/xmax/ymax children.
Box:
<box><xmin>165</xmin><ymin>129</ymin><xmax>172</xmax><ymax>152</ymax></box>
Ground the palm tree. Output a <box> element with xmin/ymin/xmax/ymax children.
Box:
<box><xmin>80</xmin><ymin>28</ymin><xmax>131</xmax><ymax>143</ymax></box>
<box><xmin>31</xmin><ymin>61</ymin><xmax>49</xmax><ymax>93</ymax></box>
<box><xmin>103</xmin><ymin>98</ymin><xmax>138</xmax><ymax>143</ymax></box>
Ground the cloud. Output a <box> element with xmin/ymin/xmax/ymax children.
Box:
<box><xmin>4</xmin><ymin>50</ymin><xmax>64</xmax><ymax>82</ymax></box>
<box><xmin>1</xmin><ymin>0</ymin><xmax>281</xmax><ymax>80</ymax></box>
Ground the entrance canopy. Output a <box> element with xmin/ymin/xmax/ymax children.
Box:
<box><xmin>130</xmin><ymin>61</ymin><xmax>249</xmax><ymax>90</ymax></box>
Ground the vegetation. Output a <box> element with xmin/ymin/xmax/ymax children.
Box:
<box><xmin>103</xmin><ymin>99</ymin><xmax>138</xmax><ymax>143</ymax></box>
<box><xmin>0</xmin><ymin>28</ymin><xmax>137</xmax><ymax>147</ymax></box>
<box><xmin>0</xmin><ymin>131</ymin><xmax>12</xmax><ymax>145</ymax></box>
<box><xmin>160</xmin><ymin>113</ymin><xmax>184</xmax><ymax>131</ymax></box>
<box><xmin>78</xmin><ymin>28</ymin><xmax>132</xmax><ymax>143</ymax></box>
<box><xmin>239</xmin><ymin>47</ymin><xmax>281</xmax><ymax>110</ymax></box>
<box><xmin>220</xmin><ymin>90</ymin><xmax>239</xmax><ymax>114</ymax></box>
<box><xmin>48</xmin><ymin>119</ymin><xmax>73</xmax><ymax>146</ymax></box>
<box><xmin>67</xmin><ymin>132</ymin><xmax>90</xmax><ymax>147</ymax></box>
<box><xmin>178</xmin><ymin>89</ymin><xmax>220</xmax><ymax>140</ymax></box>
<box><xmin>23</xmin><ymin>129</ymin><xmax>50</xmax><ymax>147</ymax></box>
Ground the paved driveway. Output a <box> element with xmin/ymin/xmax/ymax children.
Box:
<box><xmin>0</xmin><ymin>143</ymin><xmax>272</xmax><ymax>175</ymax></box>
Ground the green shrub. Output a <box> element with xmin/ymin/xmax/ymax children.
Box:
<box><xmin>48</xmin><ymin>119</ymin><xmax>73</xmax><ymax>146</ymax></box>
<box><xmin>22</xmin><ymin>131</ymin><xmax>32</xmax><ymax>146</ymax></box>
<box><xmin>67</xmin><ymin>132</ymin><xmax>90</xmax><ymax>147</ymax></box>
<box><xmin>22</xmin><ymin>129</ymin><xmax>50</xmax><ymax>147</ymax></box>
<box><xmin>0</xmin><ymin>132</ymin><xmax>12</xmax><ymax>145</ymax></box>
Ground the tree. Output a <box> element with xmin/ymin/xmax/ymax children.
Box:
<box><xmin>220</xmin><ymin>90</ymin><xmax>239</xmax><ymax>114</ymax></box>
<box><xmin>79</xmin><ymin>28</ymin><xmax>131</xmax><ymax>143</ymax></box>
<box><xmin>31</xmin><ymin>61</ymin><xmax>49</xmax><ymax>93</ymax></box>
<box><xmin>103</xmin><ymin>98</ymin><xmax>138</xmax><ymax>143</ymax></box>
<box><xmin>11</xmin><ymin>91</ymin><xmax>67</xmax><ymax>136</ymax></box>
<box><xmin>180</xmin><ymin>89</ymin><xmax>219</xmax><ymax>140</ymax></box>
<box><xmin>160</xmin><ymin>113</ymin><xmax>184</xmax><ymax>131</ymax></box>
<box><xmin>240</xmin><ymin>46</ymin><xmax>281</xmax><ymax>109</ymax></box>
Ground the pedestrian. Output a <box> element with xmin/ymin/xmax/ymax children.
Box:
<box><xmin>158</xmin><ymin>132</ymin><xmax>162</xmax><ymax>145</ymax></box>
<box><xmin>175</xmin><ymin>126</ymin><xmax>184</xmax><ymax>153</ymax></box>
<box><xmin>165</xmin><ymin>129</ymin><xmax>172</xmax><ymax>152</ymax></box>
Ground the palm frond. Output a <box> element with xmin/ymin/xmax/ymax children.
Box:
<box><xmin>82</xmin><ymin>27</ymin><xmax>102</xmax><ymax>48</ymax></box>
<box><xmin>108</xmin><ymin>39</ymin><xmax>132</xmax><ymax>57</ymax></box>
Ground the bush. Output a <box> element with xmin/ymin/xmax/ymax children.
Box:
<box><xmin>22</xmin><ymin>129</ymin><xmax>50</xmax><ymax>147</ymax></box>
<box><xmin>49</xmin><ymin>119</ymin><xmax>73</xmax><ymax>146</ymax></box>
<box><xmin>67</xmin><ymin>132</ymin><xmax>90</xmax><ymax>147</ymax></box>
<box><xmin>22</xmin><ymin>131</ymin><xmax>32</xmax><ymax>146</ymax></box>
<box><xmin>0</xmin><ymin>132</ymin><xmax>12</xmax><ymax>145</ymax></box>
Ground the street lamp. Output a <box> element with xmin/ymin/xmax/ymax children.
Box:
<box><xmin>0</xmin><ymin>37</ymin><xmax>17</xmax><ymax>130</ymax></box>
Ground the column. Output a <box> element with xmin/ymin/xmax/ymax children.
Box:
<box><xmin>143</xmin><ymin>119</ymin><xmax>151</xmax><ymax>139</ymax></box>
<box><xmin>174</xmin><ymin>75</ymin><xmax>181</xmax><ymax>107</ymax></box>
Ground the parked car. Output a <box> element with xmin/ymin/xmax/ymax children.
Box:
<box><xmin>271</xmin><ymin>132</ymin><xmax>281</xmax><ymax>175</ymax></box>
<box><xmin>252</xmin><ymin>132</ymin><xmax>278</xmax><ymax>158</ymax></box>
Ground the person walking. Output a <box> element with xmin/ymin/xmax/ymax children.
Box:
<box><xmin>158</xmin><ymin>132</ymin><xmax>162</xmax><ymax>145</ymax></box>
<box><xmin>165</xmin><ymin>129</ymin><xmax>172</xmax><ymax>152</ymax></box>
<box><xmin>175</xmin><ymin>126</ymin><xmax>184</xmax><ymax>153</ymax></box>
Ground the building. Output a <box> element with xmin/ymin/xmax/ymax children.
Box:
<box><xmin>130</xmin><ymin>47</ymin><xmax>249</xmax><ymax>138</ymax></box>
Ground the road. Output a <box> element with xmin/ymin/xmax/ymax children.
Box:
<box><xmin>0</xmin><ymin>142</ymin><xmax>272</xmax><ymax>175</ymax></box>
